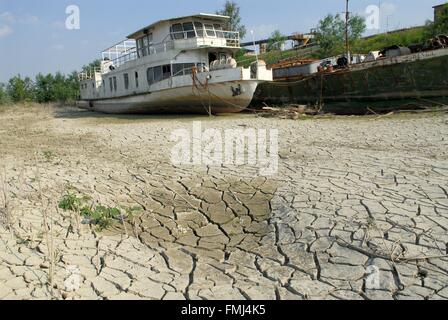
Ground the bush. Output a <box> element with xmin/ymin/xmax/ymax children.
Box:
<box><xmin>58</xmin><ymin>192</ymin><xmax>142</xmax><ymax>231</ymax></box>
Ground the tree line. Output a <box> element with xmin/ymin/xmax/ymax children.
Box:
<box><xmin>0</xmin><ymin>60</ymin><xmax>101</xmax><ymax>105</ymax></box>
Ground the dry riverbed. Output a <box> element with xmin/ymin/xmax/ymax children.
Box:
<box><xmin>0</xmin><ymin>104</ymin><xmax>447</xmax><ymax>300</ymax></box>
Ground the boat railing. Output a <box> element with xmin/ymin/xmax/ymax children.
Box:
<box><xmin>169</xmin><ymin>30</ymin><xmax>240</xmax><ymax>47</ymax></box>
<box><xmin>78</xmin><ymin>67</ymin><xmax>101</xmax><ymax>81</ymax></box>
<box><xmin>82</xmin><ymin>29</ymin><xmax>240</xmax><ymax>76</ymax></box>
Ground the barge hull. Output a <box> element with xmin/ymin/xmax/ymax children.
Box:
<box><xmin>253</xmin><ymin>48</ymin><xmax>448</xmax><ymax>114</ymax></box>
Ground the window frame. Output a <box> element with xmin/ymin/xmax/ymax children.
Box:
<box><xmin>113</xmin><ymin>76</ymin><xmax>117</xmax><ymax>92</ymax></box>
<box><xmin>153</xmin><ymin>66</ymin><xmax>163</xmax><ymax>82</ymax></box>
<box><xmin>162</xmin><ymin>65</ymin><xmax>172</xmax><ymax>80</ymax></box>
<box><xmin>214</xmin><ymin>24</ymin><xmax>224</xmax><ymax>38</ymax></box>
<box><xmin>194</xmin><ymin>22</ymin><xmax>204</xmax><ymax>37</ymax></box>
<box><xmin>204</xmin><ymin>24</ymin><xmax>216</xmax><ymax>37</ymax></box>
<box><xmin>182</xmin><ymin>22</ymin><xmax>196</xmax><ymax>38</ymax></box>
<box><xmin>147</xmin><ymin>68</ymin><xmax>154</xmax><ymax>86</ymax></box>
<box><xmin>171</xmin><ymin>23</ymin><xmax>184</xmax><ymax>40</ymax></box>
<box><xmin>124</xmin><ymin>73</ymin><xmax>129</xmax><ymax>90</ymax></box>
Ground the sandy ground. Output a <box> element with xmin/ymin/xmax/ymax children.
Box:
<box><xmin>0</xmin><ymin>104</ymin><xmax>447</xmax><ymax>300</ymax></box>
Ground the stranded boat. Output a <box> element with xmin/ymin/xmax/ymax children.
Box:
<box><xmin>77</xmin><ymin>13</ymin><xmax>272</xmax><ymax>114</ymax></box>
<box><xmin>253</xmin><ymin>36</ymin><xmax>448</xmax><ymax>114</ymax></box>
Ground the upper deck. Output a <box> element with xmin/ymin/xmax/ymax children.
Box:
<box><xmin>99</xmin><ymin>13</ymin><xmax>240</xmax><ymax>72</ymax></box>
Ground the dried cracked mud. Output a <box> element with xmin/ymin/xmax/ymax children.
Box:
<box><xmin>0</xmin><ymin>105</ymin><xmax>447</xmax><ymax>300</ymax></box>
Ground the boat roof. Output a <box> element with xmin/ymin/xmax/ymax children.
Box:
<box><xmin>127</xmin><ymin>13</ymin><xmax>230</xmax><ymax>39</ymax></box>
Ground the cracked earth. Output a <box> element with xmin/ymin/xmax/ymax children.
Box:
<box><xmin>0</xmin><ymin>105</ymin><xmax>447</xmax><ymax>300</ymax></box>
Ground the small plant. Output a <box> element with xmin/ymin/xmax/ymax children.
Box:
<box><xmin>58</xmin><ymin>192</ymin><xmax>141</xmax><ymax>231</ymax></box>
<box><xmin>85</xmin><ymin>205</ymin><xmax>121</xmax><ymax>230</ymax></box>
<box><xmin>58</xmin><ymin>192</ymin><xmax>90</xmax><ymax>212</ymax></box>
<box><xmin>42</xmin><ymin>150</ymin><xmax>55</xmax><ymax>162</ymax></box>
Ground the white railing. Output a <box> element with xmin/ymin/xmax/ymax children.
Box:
<box><xmin>79</xmin><ymin>30</ymin><xmax>241</xmax><ymax>77</ymax></box>
<box><xmin>78</xmin><ymin>67</ymin><xmax>101</xmax><ymax>81</ymax></box>
<box><xmin>170</xmin><ymin>30</ymin><xmax>240</xmax><ymax>47</ymax></box>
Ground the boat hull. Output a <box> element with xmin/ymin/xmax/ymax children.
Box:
<box><xmin>77</xmin><ymin>80</ymin><xmax>261</xmax><ymax>114</ymax></box>
<box><xmin>253</xmin><ymin>48</ymin><xmax>448</xmax><ymax>114</ymax></box>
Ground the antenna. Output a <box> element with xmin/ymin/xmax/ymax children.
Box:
<box><xmin>345</xmin><ymin>0</ymin><xmax>350</xmax><ymax>65</ymax></box>
<box><xmin>250</xmin><ymin>30</ymin><xmax>259</xmax><ymax>65</ymax></box>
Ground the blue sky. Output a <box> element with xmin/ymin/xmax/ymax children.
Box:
<box><xmin>0</xmin><ymin>0</ymin><xmax>444</xmax><ymax>82</ymax></box>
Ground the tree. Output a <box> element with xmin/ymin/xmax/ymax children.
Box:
<box><xmin>7</xmin><ymin>75</ymin><xmax>34</xmax><ymax>103</ymax></box>
<box><xmin>315</xmin><ymin>13</ymin><xmax>366</xmax><ymax>57</ymax></box>
<box><xmin>216</xmin><ymin>0</ymin><xmax>246</xmax><ymax>39</ymax></box>
<box><xmin>82</xmin><ymin>59</ymin><xmax>101</xmax><ymax>75</ymax></box>
<box><xmin>425</xmin><ymin>4</ymin><xmax>448</xmax><ymax>38</ymax></box>
<box><xmin>34</xmin><ymin>72</ymin><xmax>80</xmax><ymax>103</ymax></box>
<box><xmin>35</xmin><ymin>73</ymin><xmax>56</xmax><ymax>103</ymax></box>
<box><xmin>268</xmin><ymin>30</ymin><xmax>287</xmax><ymax>51</ymax></box>
<box><xmin>0</xmin><ymin>83</ymin><xmax>8</xmax><ymax>104</ymax></box>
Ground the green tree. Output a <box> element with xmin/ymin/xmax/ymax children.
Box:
<box><xmin>82</xmin><ymin>59</ymin><xmax>101</xmax><ymax>74</ymax></box>
<box><xmin>0</xmin><ymin>83</ymin><xmax>8</xmax><ymax>104</ymax></box>
<box><xmin>316</xmin><ymin>13</ymin><xmax>366</xmax><ymax>57</ymax></box>
<box><xmin>216</xmin><ymin>0</ymin><xmax>247</xmax><ymax>39</ymax></box>
<box><xmin>7</xmin><ymin>75</ymin><xmax>34</xmax><ymax>103</ymax></box>
<box><xmin>425</xmin><ymin>4</ymin><xmax>448</xmax><ymax>38</ymax></box>
<box><xmin>268</xmin><ymin>30</ymin><xmax>287</xmax><ymax>51</ymax></box>
<box><xmin>35</xmin><ymin>73</ymin><xmax>56</xmax><ymax>103</ymax></box>
<box><xmin>35</xmin><ymin>72</ymin><xmax>80</xmax><ymax>103</ymax></box>
<box><xmin>54</xmin><ymin>72</ymin><xmax>79</xmax><ymax>102</ymax></box>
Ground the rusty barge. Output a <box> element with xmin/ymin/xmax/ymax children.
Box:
<box><xmin>253</xmin><ymin>40</ymin><xmax>448</xmax><ymax>114</ymax></box>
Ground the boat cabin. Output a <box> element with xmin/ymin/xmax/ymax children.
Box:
<box><xmin>78</xmin><ymin>13</ymin><xmax>242</xmax><ymax>101</ymax></box>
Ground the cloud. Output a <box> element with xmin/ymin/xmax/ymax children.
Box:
<box><xmin>51</xmin><ymin>44</ymin><xmax>65</xmax><ymax>51</ymax></box>
<box><xmin>0</xmin><ymin>25</ymin><xmax>12</xmax><ymax>38</ymax></box>
<box><xmin>51</xmin><ymin>21</ymin><xmax>66</xmax><ymax>30</ymax></box>
<box><xmin>0</xmin><ymin>11</ymin><xmax>40</xmax><ymax>25</ymax></box>
<box><xmin>19</xmin><ymin>15</ymin><xmax>40</xmax><ymax>25</ymax></box>
<box><xmin>380</xmin><ymin>2</ymin><xmax>397</xmax><ymax>16</ymax></box>
<box><xmin>0</xmin><ymin>12</ymin><xmax>16</xmax><ymax>23</ymax></box>
<box><xmin>248</xmin><ymin>24</ymin><xmax>279</xmax><ymax>40</ymax></box>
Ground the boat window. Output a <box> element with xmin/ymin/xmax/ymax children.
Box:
<box><xmin>183</xmin><ymin>63</ymin><xmax>195</xmax><ymax>75</ymax></box>
<box><xmin>194</xmin><ymin>22</ymin><xmax>204</xmax><ymax>37</ymax></box>
<box><xmin>124</xmin><ymin>73</ymin><xmax>129</xmax><ymax>90</ymax></box>
<box><xmin>173</xmin><ymin>64</ymin><xmax>184</xmax><ymax>76</ymax></box>
<box><xmin>197</xmin><ymin>62</ymin><xmax>207</xmax><ymax>72</ymax></box>
<box><xmin>162</xmin><ymin>65</ymin><xmax>172</xmax><ymax>79</ymax></box>
<box><xmin>137</xmin><ymin>38</ymin><xmax>143</xmax><ymax>57</ymax></box>
<box><xmin>183</xmin><ymin>22</ymin><xmax>196</xmax><ymax>38</ymax></box>
<box><xmin>147</xmin><ymin>68</ymin><xmax>154</xmax><ymax>85</ymax></box>
<box><xmin>113</xmin><ymin>77</ymin><xmax>117</xmax><ymax>91</ymax></box>
<box><xmin>142</xmin><ymin>37</ymin><xmax>149</xmax><ymax>56</ymax></box>
<box><xmin>204</xmin><ymin>24</ymin><xmax>216</xmax><ymax>37</ymax></box>
<box><xmin>109</xmin><ymin>78</ymin><xmax>113</xmax><ymax>92</ymax></box>
<box><xmin>171</xmin><ymin>23</ymin><xmax>184</xmax><ymax>40</ymax></box>
<box><xmin>219</xmin><ymin>52</ymin><xmax>227</xmax><ymax>61</ymax></box>
<box><xmin>153</xmin><ymin>66</ymin><xmax>163</xmax><ymax>82</ymax></box>
<box><xmin>214</xmin><ymin>24</ymin><xmax>224</xmax><ymax>38</ymax></box>
<box><xmin>135</xmin><ymin>71</ymin><xmax>139</xmax><ymax>88</ymax></box>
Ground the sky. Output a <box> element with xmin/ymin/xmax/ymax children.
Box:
<box><xmin>0</xmin><ymin>0</ymin><xmax>444</xmax><ymax>82</ymax></box>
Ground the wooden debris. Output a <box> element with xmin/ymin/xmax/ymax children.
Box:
<box><xmin>256</xmin><ymin>104</ymin><xmax>319</xmax><ymax>119</ymax></box>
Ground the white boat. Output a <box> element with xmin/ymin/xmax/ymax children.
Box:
<box><xmin>77</xmin><ymin>13</ymin><xmax>272</xmax><ymax>114</ymax></box>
